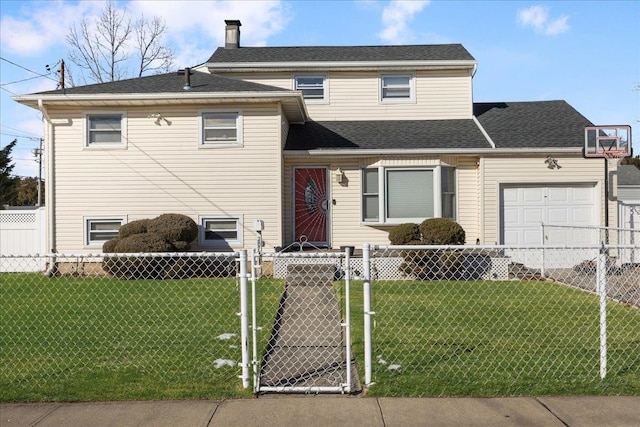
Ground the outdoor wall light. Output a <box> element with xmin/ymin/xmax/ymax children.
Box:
<box><xmin>334</xmin><ymin>167</ymin><xmax>345</xmax><ymax>183</ymax></box>
<box><xmin>148</xmin><ymin>113</ymin><xmax>171</xmax><ymax>126</ymax></box>
<box><xmin>545</xmin><ymin>156</ymin><xmax>561</xmax><ymax>169</ymax></box>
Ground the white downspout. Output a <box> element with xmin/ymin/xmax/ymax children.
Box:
<box><xmin>37</xmin><ymin>99</ymin><xmax>57</xmax><ymax>275</ymax></box>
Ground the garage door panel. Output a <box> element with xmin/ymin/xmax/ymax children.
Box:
<box><xmin>547</xmin><ymin>208</ymin><xmax>569</xmax><ymax>223</ymax></box>
<box><xmin>572</xmin><ymin>207</ymin><xmax>594</xmax><ymax>224</ymax></box>
<box><xmin>501</xmin><ymin>183</ymin><xmax>596</xmax><ymax>268</ymax></box>
<box><xmin>523</xmin><ymin>208</ymin><xmax>543</xmax><ymax>225</ymax></box>
<box><xmin>523</xmin><ymin>188</ymin><xmax>544</xmax><ymax>204</ymax></box>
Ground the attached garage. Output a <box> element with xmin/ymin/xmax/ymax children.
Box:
<box><xmin>500</xmin><ymin>183</ymin><xmax>599</xmax><ymax>269</ymax></box>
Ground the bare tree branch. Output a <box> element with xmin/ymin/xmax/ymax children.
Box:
<box><xmin>135</xmin><ymin>15</ymin><xmax>174</xmax><ymax>77</ymax></box>
<box><xmin>65</xmin><ymin>1</ymin><xmax>174</xmax><ymax>85</ymax></box>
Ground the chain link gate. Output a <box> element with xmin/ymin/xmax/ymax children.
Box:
<box><xmin>249</xmin><ymin>250</ymin><xmax>359</xmax><ymax>394</ymax></box>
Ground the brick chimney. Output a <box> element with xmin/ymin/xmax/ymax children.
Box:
<box><xmin>225</xmin><ymin>20</ymin><xmax>241</xmax><ymax>49</ymax></box>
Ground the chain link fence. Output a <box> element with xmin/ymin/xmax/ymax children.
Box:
<box><xmin>0</xmin><ymin>252</ymin><xmax>244</xmax><ymax>401</ymax></box>
<box><xmin>2</xmin><ymin>245</ymin><xmax>639</xmax><ymax>400</ymax></box>
<box><xmin>364</xmin><ymin>244</ymin><xmax>640</xmax><ymax>396</ymax></box>
<box><xmin>250</xmin><ymin>251</ymin><xmax>358</xmax><ymax>394</ymax></box>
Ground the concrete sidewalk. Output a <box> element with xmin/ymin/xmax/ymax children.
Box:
<box><xmin>3</xmin><ymin>396</ymin><xmax>639</xmax><ymax>427</ymax></box>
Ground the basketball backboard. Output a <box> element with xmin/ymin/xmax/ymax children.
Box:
<box><xmin>584</xmin><ymin>125</ymin><xmax>632</xmax><ymax>159</ymax></box>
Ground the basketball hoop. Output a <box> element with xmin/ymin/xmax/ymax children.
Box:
<box><xmin>602</xmin><ymin>149</ymin><xmax>632</xmax><ymax>160</ymax></box>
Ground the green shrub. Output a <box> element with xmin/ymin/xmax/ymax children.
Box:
<box><xmin>388</xmin><ymin>223</ymin><xmax>421</xmax><ymax>245</ymax></box>
<box><xmin>118</xmin><ymin>219</ymin><xmax>151</xmax><ymax>239</ymax></box>
<box><xmin>419</xmin><ymin>218</ymin><xmax>465</xmax><ymax>245</ymax></box>
<box><xmin>146</xmin><ymin>214</ymin><xmax>198</xmax><ymax>245</ymax></box>
<box><xmin>102</xmin><ymin>238</ymin><xmax>119</xmax><ymax>253</ymax></box>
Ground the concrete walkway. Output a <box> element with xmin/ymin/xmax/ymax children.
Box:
<box><xmin>259</xmin><ymin>264</ymin><xmax>359</xmax><ymax>391</ymax></box>
<box><xmin>3</xmin><ymin>396</ymin><xmax>640</xmax><ymax>426</ymax></box>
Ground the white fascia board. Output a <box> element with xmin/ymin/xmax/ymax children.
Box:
<box><xmin>283</xmin><ymin>147</ymin><xmax>583</xmax><ymax>157</ymax></box>
<box><xmin>206</xmin><ymin>60</ymin><xmax>477</xmax><ymax>72</ymax></box>
<box><xmin>15</xmin><ymin>91</ymin><xmax>309</xmax><ymax>122</ymax></box>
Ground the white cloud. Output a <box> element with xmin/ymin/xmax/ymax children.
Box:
<box><xmin>128</xmin><ymin>1</ymin><xmax>290</xmax><ymax>55</ymax></box>
<box><xmin>0</xmin><ymin>2</ymin><xmax>104</xmax><ymax>57</ymax></box>
<box><xmin>379</xmin><ymin>0</ymin><xmax>430</xmax><ymax>44</ymax></box>
<box><xmin>517</xmin><ymin>5</ymin><xmax>570</xmax><ymax>36</ymax></box>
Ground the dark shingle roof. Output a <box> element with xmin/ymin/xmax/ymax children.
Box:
<box><xmin>618</xmin><ymin>165</ymin><xmax>640</xmax><ymax>186</ymax></box>
<box><xmin>285</xmin><ymin>120</ymin><xmax>490</xmax><ymax>151</ymax></box>
<box><xmin>474</xmin><ymin>101</ymin><xmax>593</xmax><ymax>149</ymax></box>
<box><xmin>32</xmin><ymin>71</ymin><xmax>287</xmax><ymax>96</ymax></box>
<box><xmin>208</xmin><ymin>44</ymin><xmax>475</xmax><ymax>64</ymax></box>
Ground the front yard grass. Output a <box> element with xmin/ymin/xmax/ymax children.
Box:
<box><xmin>1</xmin><ymin>273</ymin><xmax>284</xmax><ymax>402</ymax></box>
<box><xmin>347</xmin><ymin>279</ymin><xmax>640</xmax><ymax>397</ymax></box>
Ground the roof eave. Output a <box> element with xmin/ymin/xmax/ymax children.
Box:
<box><xmin>284</xmin><ymin>147</ymin><xmax>584</xmax><ymax>158</ymax></box>
<box><xmin>14</xmin><ymin>91</ymin><xmax>309</xmax><ymax>123</ymax></box>
<box><xmin>206</xmin><ymin>60</ymin><xmax>477</xmax><ymax>73</ymax></box>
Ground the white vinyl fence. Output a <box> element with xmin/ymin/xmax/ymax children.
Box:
<box><xmin>0</xmin><ymin>207</ymin><xmax>46</xmax><ymax>272</ymax></box>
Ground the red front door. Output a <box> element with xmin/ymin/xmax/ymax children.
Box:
<box><xmin>294</xmin><ymin>167</ymin><xmax>328</xmax><ymax>245</ymax></box>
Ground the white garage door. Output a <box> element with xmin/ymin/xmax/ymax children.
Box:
<box><xmin>501</xmin><ymin>184</ymin><xmax>598</xmax><ymax>268</ymax></box>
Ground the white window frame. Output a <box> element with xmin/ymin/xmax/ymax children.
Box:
<box><xmin>84</xmin><ymin>216</ymin><xmax>125</xmax><ymax>247</ymax></box>
<box><xmin>293</xmin><ymin>75</ymin><xmax>328</xmax><ymax>104</ymax></box>
<box><xmin>83</xmin><ymin>112</ymin><xmax>127</xmax><ymax>148</ymax></box>
<box><xmin>198</xmin><ymin>109</ymin><xmax>243</xmax><ymax>148</ymax></box>
<box><xmin>198</xmin><ymin>216</ymin><xmax>243</xmax><ymax>247</ymax></box>
<box><xmin>362</xmin><ymin>166</ymin><xmax>456</xmax><ymax>225</ymax></box>
<box><xmin>379</xmin><ymin>73</ymin><xmax>415</xmax><ymax>103</ymax></box>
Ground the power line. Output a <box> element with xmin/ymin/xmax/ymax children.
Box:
<box><xmin>0</xmin><ymin>131</ymin><xmax>43</xmax><ymax>139</ymax></box>
<box><xmin>1</xmin><ymin>125</ymin><xmax>42</xmax><ymax>138</ymax></box>
<box><xmin>1</xmin><ymin>75</ymin><xmax>45</xmax><ymax>86</ymax></box>
<box><xmin>0</xmin><ymin>56</ymin><xmax>58</xmax><ymax>83</ymax></box>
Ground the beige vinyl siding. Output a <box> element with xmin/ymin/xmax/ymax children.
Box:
<box><xmin>480</xmin><ymin>156</ymin><xmax>610</xmax><ymax>245</ymax></box>
<box><xmin>49</xmin><ymin>104</ymin><xmax>283</xmax><ymax>253</ymax></box>
<box><xmin>217</xmin><ymin>70</ymin><xmax>472</xmax><ymax>121</ymax></box>
<box><xmin>283</xmin><ymin>155</ymin><xmax>478</xmax><ymax>247</ymax></box>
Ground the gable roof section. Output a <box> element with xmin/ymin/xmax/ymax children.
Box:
<box><xmin>208</xmin><ymin>44</ymin><xmax>475</xmax><ymax>63</ymax></box>
<box><xmin>618</xmin><ymin>165</ymin><xmax>640</xmax><ymax>186</ymax></box>
<box><xmin>285</xmin><ymin>120</ymin><xmax>490</xmax><ymax>153</ymax></box>
<box><xmin>207</xmin><ymin>45</ymin><xmax>476</xmax><ymax>72</ymax></box>
<box><xmin>30</xmin><ymin>71</ymin><xmax>287</xmax><ymax>95</ymax></box>
<box><xmin>14</xmin><ymin>71</ymin><xmax>308</xmax><ymax>123</ymax></box>
<box><xmin>474</xmin><ymin>101</ymin><xmax>592</xmax><ymax>150</ymax></box>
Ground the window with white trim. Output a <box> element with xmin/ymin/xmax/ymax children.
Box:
<box><xmin>199</xmin><ymin>217</ymin><xmax>242</xmax><ymax>247</ymax></box>
<box><xmin>380</xmin><ymin>74</ymin><xmax>414</xmax><ymax>102</ymax></box>
<box><xmin>85</xmin><ymin>217</ymin><xmax>124</xmax><ymax>247</ymax></box>
<box><xmin>362</xmin><ymin>166</ymin><xmax>456</xmax><ymax>223</ymax></box>
<box><xmin>199</xmin><ymin>110</ymin><xmax>243</xmax><ymax>147</ymax></box>
<box><xmin>294</xmin><ymin>75</ymin><xmax>327</xmax><ymax>102</ymax></box>
<box><xmin>85</xmin><ymin>113</ymin><xmax>126</xmax><ymax>147</ymax></box>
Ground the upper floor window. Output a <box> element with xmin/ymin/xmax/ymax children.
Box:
<box><xmin>380</xmin><ymin>74</ymin><xmax>414</xmax><ymax>103</ymax></box>
<box><xmin>85</xmin><ymin>113</ymin><xmax>126</xmax><ymax>148</ymax></box>
<box><xmin>84</xmin><ymin>217</ymin><xmax>125</xmax><ymax>247</ymax></box>
<box><xmin>294</xmin><ymin>75</ymin><xmax>327</xmax><ymax>103</ymax></box>
<box><xmin>200</xmin><ymin>110</ymin><xmax>243</xmax><ymax>148</ymax></box>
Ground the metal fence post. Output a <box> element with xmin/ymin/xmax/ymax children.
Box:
<box><xmin>596</xmin><ymin>244</ymin><xmax>608</xmax><ymax>379</ymax></box>
<box><xmin>239</xmin><ymin>250</ymin><xmax>250</xmax><ymax>388</ymax></box>
<box><xmin>250</xmin><ymin>249</ymin><xmax>259</xmax><ymax>391</ymax></box>
<box><xmin>343</xmin><ymin>247</ymin><xmax>352</xmax><ymax>393</ymax></box>
<box><xmin>363</xmin><ymin>243</ymin><xmax>373</xmax><ymax>387</ymax></box>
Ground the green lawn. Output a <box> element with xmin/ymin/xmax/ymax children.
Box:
<box><xmin>347</xmin><ymin>279</ymin><xmax>640</xmax><ymax>397</ymax></box>
<box><xmin>0</xmin><ymin>273</ymin><xmax>284</xmax><ymax>402</ymax></box>
<box><xmin>2</xmin><ymin>274</ymin><xmax>639</xmax><ymax>401</ymax></box>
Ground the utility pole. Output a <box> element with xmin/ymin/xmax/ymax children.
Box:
<box><xmin>31</xmin><ymin>138</ymin><xmax>43</xmax><ymax>206</ymax></box>
<box><xmin>59</xmin><ymin>59</ymin><xmax>65</xmax><ymax>89</ymax></box>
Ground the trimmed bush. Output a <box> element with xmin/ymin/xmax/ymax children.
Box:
<box><xmin>388</xmin><ymin>223</ymin><xmax>421</xmax><ymax>245</ymax></box>
<box><xmin>118</xmin><ymin>219</ymin><xmax>151</xmax><ymax>239</ymax></box>
<box><xmin>102</xmin><ymin>213</ymin><xmax>202</xmax><ymax>279</ymax></box>
<box><xmin>102</xmin><ymin>238</ymin><xmax>119</xmax><ymax>253</ymax></box>
<box><xmin>419</xmin><ymin>218</ymin><xmax>465</xmax><ymax>245</ymax></box>
<box><xmin>146</xmin><ymin>214</ymin><xmax>198</xmax><ymax>245</ymax></box>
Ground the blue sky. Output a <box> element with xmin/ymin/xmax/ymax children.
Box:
<box><xmin>1</xmin><ymin>0</ymin><xmax>639</xmax><ymax>177</ymax></box>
